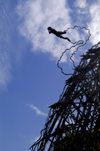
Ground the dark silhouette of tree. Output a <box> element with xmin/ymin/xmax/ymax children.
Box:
<box><xmin>30</xmin><ymin>26</ymin><xmax>100</xmax><ymax>151</ymax></box>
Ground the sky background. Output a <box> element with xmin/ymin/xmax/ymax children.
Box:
<box><xmin>0</xmin><ymin>0</ymin><xmax>100</xmax><ymax>151</ymax></box>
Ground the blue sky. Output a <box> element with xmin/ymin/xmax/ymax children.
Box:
<box><xmin>0</xmin><ymin>0</ymin><xmax>100</xmax><ymax>151</ymax></box>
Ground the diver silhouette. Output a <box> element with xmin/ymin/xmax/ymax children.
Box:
<box><xmin>47</xmin><ymin>27</ymin><xmax>71</xmax><ymax>42</ymax></box>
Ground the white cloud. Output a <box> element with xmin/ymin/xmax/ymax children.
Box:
<box><xmin>16</xmin><ymin>0</ymin><xmax>74</xmax><ymax>62</ymax></box>
<box><xmin>28</xmin><ymin>104</ymin><xmax>47</xmax><ymax>117</ymax></box>
<box><xmin>75</xmin><ymin>0</ymin><xmax>87</xmax><ymax>8</ymax></box>
<box><xmin>88</xmin><ymin>2</ymin><xmax>100</xmax><ymax>44</ymax></box>
<box><xmin>74</xmin><ymin>0</ymin><xmax>100</xmax><ymax>45</ymax></box>
<box><xmin>16</xmin><ymin>0</ymin><xmax>95</xmax><ymax>67</ymax></box>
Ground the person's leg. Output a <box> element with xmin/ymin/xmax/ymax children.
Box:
<box><xmin>64</xmin><ymin>37</ymin><xmax>71</xmax><ymax>42</ymax></box>
<box><xmin>59</xmin><ymin>36</ymin><xmax>71</xmax><ymax>42</ymax></box>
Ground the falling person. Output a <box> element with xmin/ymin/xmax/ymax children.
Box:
<box><xmin>47</xmin><ymin>27</ymin><xmax>71</xmax><ymax>42</ymax></box>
